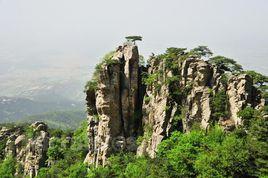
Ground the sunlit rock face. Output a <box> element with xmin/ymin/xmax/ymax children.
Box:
<box><xmin>0</xmin><ymin>122</ymin><xmax>49</xmax><ymax>178</ymax></box>
<box><xmin>23</xmin><ymin>122</ymin><xmax>49</xmax><ymax>178</ymax></box>
<box><xmin>227</xmin><ymin>74</ymin><xmax>263</xmax><ymax>126</ymax></box>
<box><xmin>85</xmin><ymin>43</ymin><xmax>263</xmax><ymax>164</ymax></box>
<box><xmin>85</xmin><ymin>43</ymin><xmax>142</xmax><ymax>165</ymax></box>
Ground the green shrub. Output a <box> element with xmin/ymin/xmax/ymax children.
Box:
<box><xmin>25</xmin><ymin>126</ymin><xmax>35</xmax><ymax>139</ymax></box>
<box><xmin>247</xmin><ymin>117</ymin><xmax>268</xmax><ymax>177</ymax></box>
<box><xmin>84</xmin><ymin>80</ymin><xmax>97</xmax><ymax>92</ymax></box>
<box><xmin>208</xmin><ymin>55</ymin><xmax>242</xmax><ymax>73</ymax></box>
<box><xmin>244</xmin><ymin>70</ymin><xmax>268</xmax><ymax>86</ymax></box>
<box><xmin>47</xmin><ymin>137</ymin><xmax>65</xmax><ymax>162</ymax></box>
<box><xmin>211</xmin><ymin>90</ymin><xmax>228</xmax><ymax>120</ymax></box>
<box><xmin>142</xmin><ymin>73</ymin><xmax>159</xmax><ymax>86</ymax></box>
<box><xmin>0</xmin><ymin>138</ymin><xmax>7</xmax><ymax>161</ymax></box>
<box><xmin>143</xmin><ymin>96</ymin><xmax>151</xmax><ymax>103</ymax></box>
<box><xmin>67</xmin><ymin>162</ymin><xmax>88</xmax><ymax>178</ymax></box>
<box><xmin>0</xmin><ymin>156</ymin><xmax>16</xmax><ymax>178</ymax></box>
<box><xmin>237</xmin><ymin>106</ymin><xmax>257</xmax><ymax>127</ymax></box>
<box><xmin>93</xmin><ymin>51</ymin><xmax>118</xmax><ymax>79</ymax></box>
<box><xmin>195</xmin><ymin>135</ymin><xmax>250</xmax><ymax>177</ymax></box>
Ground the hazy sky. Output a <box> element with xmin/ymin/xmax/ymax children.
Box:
<box><xmin>0</xmin><ymin>0</ymin><xmax>267</xmax><ymax>74</ymax></box>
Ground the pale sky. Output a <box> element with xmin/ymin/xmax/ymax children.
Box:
<box><xmin>0</xmin><ymin>0</ymin><xmax>267</xmax><ymax>74</ymax></box>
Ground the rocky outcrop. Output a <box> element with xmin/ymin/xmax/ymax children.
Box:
<box><xmin>181</xmin><ymin>58</ymin><xmax>224</xmax><ymax>131</ymax></box>
<box><xmin>85</xmin><ymin>43</ymin><xmax>264</xmax><ymax>163</ymax></box>
<box><xmin>85</xmin><ymin>43</ymin><xmax>142</xmax><ymax>165</ymax></box>
<box><xmin>137</xmin><ymin>58</ymin><xmax>223</xmax><ymax>157</ymax></box>
<box><xmin>0</xmin><ymin>122</ymin><xmax>49</xmax><ymax>178</ymax></box>
<box><xmin>23</xmin><ymin>122</ymin><xmax>49</xmax><ymax>178</ymax></box>
<box><xmin>226</xmin><ymin>74</ymin><xmax>263</xmax><ymax>126</ymax></box>
<box><xmin>137</xmin><ymin>56</ymin><xmax>176</xmax><ymax>158</ymax></box>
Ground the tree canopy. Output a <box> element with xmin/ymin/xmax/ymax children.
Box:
<box><xmin>245</xmin><ymin>70</ymin><xmax>268</xmax><ymax>86</ymax></box>
<box><xmin>189</xmin><ymin>46</ymin><xmax>213</xmax><ymax>58</ymax></box>
<box><xmin>208</xmin><ymin>55</ymin><xmax>243</xmax><ymax>73</ymax></box>
<box><xmin>125</xmin><ymin>36</ymin><xmax>143</xmax><ymax>43</ymax></box>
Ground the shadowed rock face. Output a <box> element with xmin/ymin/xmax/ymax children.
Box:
<box><xmin>85</xmin><ymin>43</ymin><xmax>264</xmax><ymax>164</ymax></box>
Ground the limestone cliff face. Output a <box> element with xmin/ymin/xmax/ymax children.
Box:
<box><xmin>85</xmin><ymin>43</ymin><xmax>264</xmax><ymax>164</ymax></box>
<box><xmin>137</xmin><ymin>58</ymin><xmax>224</xmax><ymax>157</ymax></box>
<box><xmin>0</xmin><ymin>122</ymin><xmax>49</xmax><ymax>178</ymax></box>
<box><xmin>23</xmin><ymin>122</ymin><xmax>49</xmax><ymax>178</ymax></box>
<box><xmin>226</xmin><ymin>74</ymin><xmax>263</xmax><ymax>126</ymax></box>
<box><xmin>181</xmin><ymin>58</ymin><xmax>223</xmax><ymax>131</ymax></box>
<box><xmin>85</xmin><ymin>43</ymin><xmax>142</xmax><ymax>165</ymax></box>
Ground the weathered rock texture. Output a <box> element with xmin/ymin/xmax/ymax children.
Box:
<box><xmin>181</xmin><ymin>58</ymin><xmax>223</xmax><ymax>131</ymax></box>
<box><xmin>226</xmin><ymin>74</ymin><xmax>263</xmax><ymax>126</ymax></box>
<box><xmin>0</xmin><ymin>122</ymin><xmax>49</xmax><ymax>178</ymax></box>
<box><xmin>85</xmin><ymin>43</ymin><xmax>264</xmax><ymax>164</ymax></box>
<box><xmin>23</xmin><ymin>122</ymin><xmax>49</xmax><ymax>178</ymax></box>
<box><xmin>85</xmin><ymin>43</ymin><xmax>142</xmax><ymax>165</ymax></box>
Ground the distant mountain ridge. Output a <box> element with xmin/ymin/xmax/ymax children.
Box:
<box><xmin>0</xmin><ymin>96</ymin><xmax>84</xmax><ymax>124</ymax></box>
<box><xmin>0</xmin><ymin>57</ymin><xmax>92</xmax><ymax>128</ymax></box>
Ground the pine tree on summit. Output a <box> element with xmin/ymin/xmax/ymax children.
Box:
<box><xmin>125</xmin><ymin>35</ymin><xmax>143</xmax><ymax>44</ymax></box>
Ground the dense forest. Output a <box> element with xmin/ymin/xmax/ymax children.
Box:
<box><xmin>0</xmin><ymin>109</ymin><xmax>267</xmax><ymax>177</ymax></box>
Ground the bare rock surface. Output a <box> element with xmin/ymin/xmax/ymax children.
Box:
<box><xmin>84</xmin><ymin>44</ymin><xmax>264</xmax><ymax>163</ymax></box>
<box><xmin>0</xmin><ymin>122</ymin><xmax>49</xmax><ymax>178</ymax></box>
<box><xmin>85</xmin><ymin>43</ymin><xmax>141</xmax><ymax>165</ymax></box>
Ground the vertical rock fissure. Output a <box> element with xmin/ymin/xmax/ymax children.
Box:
<box><xmin>119</xmin><ymin>57</ymin><xmax>126</xmax><ymax>137</ymax></box>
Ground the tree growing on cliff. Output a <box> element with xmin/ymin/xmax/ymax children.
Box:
<box><xmin>125</xmin><ymin>36</ymin><xmax>142</xmax><ymax>44</ymax></box>
<box><xmin>244</xmin><ymin>70</ymin><xmax>268</xmax><ymax>86</ymax></box>
<box><xmin>189</xmin><ymin>46</ymin><xmax>213</xmax><ymax>58</ymax></box>
<box><xmin>208</xmin><ymin>56</ymin><xmax>243</xmax><ymax>73</ymax></box>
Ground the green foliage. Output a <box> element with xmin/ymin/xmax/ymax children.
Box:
<box><xmin>195</xmin><ymin>134</ymin><xmax>250</xmax><ymax>178</ymax></box>
<box><xmin>157</xmin><ymin>131</ymin><xmax>204</xmax><ymax>177</ymax></box>
<box><xmin>84</xmin><ymin>80</ymin><xmax>97</xmax><ymax>92</ymax></box>
<box><xmin>25</xmin><ymin>126</ymin><xmax>35</xmax><ymax>139</ymax></box>
<box><xmin>142</xmin><ymin>72</ymin><xmax>159</xmax><ymax>86</ymax></box>
<box><xmin>211</xmin><ymin>90</ymin><xmax>228</xmax><ymax>120</ymax></box>
<box><xmin>158</xmin><ymin>47</ymin><xmax>187</xmax><ymax>60</ymax></box>
<box><xmin>219</xmin><ymin>73</ymin><xmax>229</xmax><ymax>86</ymax></box>
<box><xmin>67</xmin><ymin>162</ymin><xmax>88</xmax><ymax>178</ymax></box>
<box><xmin>21</xmin><ymin>110</ymin><xmax>86</xmax><ymax>130</ymax></box>
<box><xmin>87</xmin><ymin>153</ymin><xmax>168</xmax><ymax>178</ymax></box>
<box><xmin>247</xmin><ymin>117</ymin><xmax>268</xmax><ymax>177</ymax></box>
<box><xmin>5</xmin><ymin>116</ymin><xmax>267</xmax><ymax>178</ymax></box>
<box><xmin>166</xmin><ymin>75</ymin><xmax>180</xmax><ymax>85</ymax></box>
<box><xmin>67</xmin><ymin>120</ymin><xmax>89</xmax><ymax>161</ymax></box>
<box><xmin>189</xmin><ymin>46</ymin><xmax>213</xmax><ymax>58</ymax></box>
<box><xmin>0</xmin><ymin>156</ymin><xmax>16</xmax><ymax>178</ymax></box>
<box><xmin>93</xmin><ymin>51</ymin><xmax>117</xmax><ymax>79</ymax></box>
<box><xmin>139</xmin><ymin>55</ymin><xmax>146</xmax><ymax>66</ymax></box>
<box><xmin>137</xmin><ymin>124</ymin><xmax>153</xmax><ymax>146</ymax></box>
<box><xmin>237</xmin><ymin>106</ymin><xmax>258</xmax><ymax>127</ymax></box>
<box><xmin>124</xmin><ymin>157</ymin><xmax>156</xmax><ymax>178</ymax></box>
<box><xmin>125</xmin><ymin>35</ymin><xmax>143</xmax><ymax>43</ymax></box>
<box><xmin>0</xmin><ymin>138</ymin><xmax>7</xmax><ymax>161</ymax></box>
<box><xmin>47</xmin><ymin>137</ymin><xmax>66</xmax><ymax>162</ymax></box>
<box><xmin>156</xmin><ymin>126</ymin><xmax>262</xmax><ymax>178</ymax></box>
<box><xmin>209</xmin><ymin>55</ymin><xmax>243</xmax><ymax>73</ymax></box>
<box><xmin>37</xmin><ymin>121</ymin><xmax>89</xmax><ymax>178</ymax></box>
<box><xmin>143</xmin><ymin>96</ymin><xmax>151</xmax><ymax>103</ymax></box>
<box><xmin>87</xmin><ymin>166</ymin><xmax>110</xmax><ymax>178</ymax></box>
<box><xmin>245</xmin><ymin>70</ymin><xmax>268</xmax><ymax>86</ymax></box>
<box><xmin>158</xmin><ymin>47</ymin><xmax>187</xmax><ymax>72</ymax></box>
